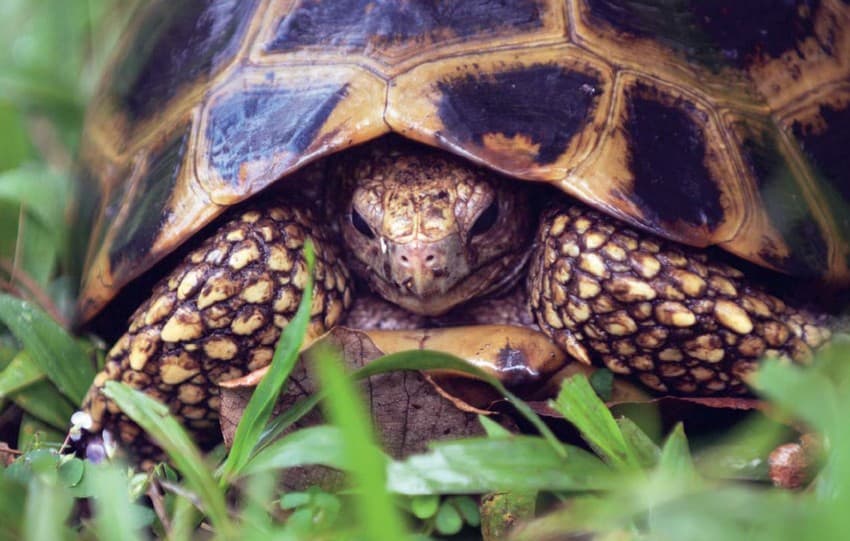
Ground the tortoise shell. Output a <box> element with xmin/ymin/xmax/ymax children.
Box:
<box><xmin>76</xmin><ymin>0</ymin><xmax>850</xmax><ymax>322</ymax></box>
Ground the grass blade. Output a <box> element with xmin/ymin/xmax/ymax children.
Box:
<box><xmin>245</xmin><ymin>425</ymin><xmax>351</xmax><ymax>475</ymax></box>
<box><xmin>10</xmin><ymin>379</ymin><xmax>75</xmax><ymax>429</ymax></box>
<box><xmin>617</xmin><ymin>417</ymin><xmax>660</xmax><ymax>469</ymax></box>
<box><xmin>312</xmin><ymin>343</ymin><xmax>409</xmax><ymax>541</ymax></box>
<box><xmin>219</xmin><ymin>240</ymin><xmax>316</xmax><ymax>481</ymax></box>
<box><xmin>754</xmin><ymin>359</ymin><xmax>838</xmax><ymax>433</ymax></box>
<box><xmin>387</xmin><ymin>436</ymin><xmax>613</xmax><ymax>495</ymax></box>
<box><xmin>89</xmin><ymin>466</ymin><xmax>147</xmax><ymax>541</ymax></box>
<box><xmin>0</xmin><ymin>294</ymin><xmax>93</xmax><ymax>403</ymax></box>
<box><xmin>356</xmin><ymin>349</ymin><xmax>566</xmax><ymax>458</ymax></box>
<box><xmin>101</xmin><ymin>381</ymin><xmax>235</xmax><ymax>538</ymax></box>
<box><xmin>23</xmin><ymin>478</ymin><xmax>73</xmax><ymax>541</ymax></box>
<box><xmin>0</xmin><ymin>351</ymin><xmax>45</xmax><ymax>397</ymax></box>
<box><xmin>551</xmin><ymin>374</ymin><xmax>641</xmax><ymax>471</ymax></box>
<box><xmin>657</xmin><ymin>423</ymin><xmax>697</xmax><ymax>482</ymax></box>
<box><xmin>254</xmin><ymin>345</ymin><xmax>567</xmax><ymax>461</ymax></box>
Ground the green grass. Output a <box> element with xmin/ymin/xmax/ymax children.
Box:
<box><xmin>3</xmin><ymin>2</ymin><xmax>850</xmax><ymax>540</ymax></box>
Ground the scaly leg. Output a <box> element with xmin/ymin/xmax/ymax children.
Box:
<box><xmin>528</xmin><ymin>204</ymin><xmax>830</xmax><ymax>395</ymax></box>
<box><xmin>73</xmin><ymin>198</ymin><xmax>352</xmax><ymax>463</ymax></box>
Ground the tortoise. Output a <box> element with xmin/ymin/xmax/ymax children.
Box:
<box><xmin>71</xmin><ymin>0</ymin><xmax>850</xmax><ymax>459</ymax></box>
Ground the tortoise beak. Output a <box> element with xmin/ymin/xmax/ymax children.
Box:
<box><xmin>389</xmin><ymin>237</ymin><xmax>468</xmax><ymax>298</ymax></box>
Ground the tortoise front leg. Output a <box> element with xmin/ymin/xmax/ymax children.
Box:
<box><xmin>527</xmin><ymin>204</ymin><xmax>831</xmax><ymax>396</ymax></box>
<box><xmin>73</xmin><ymin>199</ymin><xmax>352</xmax><ymax>463</ymax></box>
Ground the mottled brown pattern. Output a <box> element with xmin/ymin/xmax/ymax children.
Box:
<box><xmin>80</xmin><ymin>199</ymin><xmax>352</xmax><ymax>458</ymax></box>
<box><xmin>336</xmin><ymin>141</ymin><xmax>532</xmax><ymax>316</ymax></box>
<box><xmin>528</xmin><ymin>205</ymin><xmax>831</xmax><ymax>395</ymax></box>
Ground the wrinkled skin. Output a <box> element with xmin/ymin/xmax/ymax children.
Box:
<box><xmin>336</xmin><ymin>143</ymin><xmax>532</xmax><ymax>315</ymax></box>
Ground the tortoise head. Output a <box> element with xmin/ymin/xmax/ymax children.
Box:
<box><xmin>339</xmin><ymin>145</ymin><xmax>532</xmax><ymax>316</ymax></box>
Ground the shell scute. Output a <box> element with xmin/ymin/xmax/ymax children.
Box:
<box><xmin>435</xmin><ymin>63</ymin><xmax>603</xmax><ymax>165</ymax></box>
<box><xmin>621</xmin><ymin>81</ymin><xmax>725</xmax><ymax>232</ymax></box>
<box><xmin>106</xmin><ymin>0</ymin><xmax>259</xmax><ymax>123</ymax></box>
<box><xmin>264</xmin><ymin>0</ymin><xmax>549</xmax><ymax>59</ymax></box>
<box><xmin>77</xmin><ymin>0</ymin><xmax>850</xmax><ymax>320</ymax></box>
<box><xmin>725</xmin><ymin>115</ymin><xmax>832</xmax><ymax>277</ymax></box>
<box><xmin>788</xmin><ymin>87</ymin><xmax>850</xmax><ymax>239</ymax></box>
<box><xmin>205</xmin><ymin>84</ymin><xmax>348</xmax><ymax>187</ymax></box>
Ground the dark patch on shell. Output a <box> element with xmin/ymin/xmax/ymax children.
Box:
<box><xmin>436</xmin><ymin>64</ymin><xmax>602</xmax><ymax>164</ymax></box>
<box><xmin>624</xmin><ymin>82</ymin><xmax>724</xmax><ymax>230</ymax></box>
<box><xmin>496</xmin><ymin>346</ymin><xmax>538</xmax><ymax>387</ymax></box>
<box><xmin>691</xmin><ymin>0</ymin><xmax>822</xmax><ymax>68</ymax></box>
<box><xmin>206</xmin><ymin>84</ymin><xmax>347</xmax><ymax>184</ymax></box>
<box><xmin>266</xmin><ymin>0</ymin><xmax>544</xmax><ymax>54</ymax></box>
<box><xmin>108</xmin><ymin>126</ymin><xmax>190</xmax><ymax>281</ymax></box>
<box><xmin>737</xmin><ymin>123</ymin><xmax>830</xmax><ymax>275</ymax></box>
<box><xmin>584</xmin><ymin>0</ymin><xmax>681</xmax><ymax>40</ymax></box>
<box><xmin>792</xmin><ymin>101</ymin><xmax>850</xmax><ymax>239</ymax></box>
<box><xmin>584</xmin><ymin>0</ymin><xmax>822</xmax><ymax>70</ymax></box>
<box><xmin>109</xmin><ymin>0</ymin><xmax>258</xmax><ymax>121</ymax></box>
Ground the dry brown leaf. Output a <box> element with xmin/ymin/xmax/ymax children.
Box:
<box><xmin>219</xmin><ymin>327</ymin><xmax>489</xmax><ymax>457</ymax></box>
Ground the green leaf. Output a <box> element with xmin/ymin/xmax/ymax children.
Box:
<box><xmin>479</xmin><ymin>415</ymin><xmax>511</xmax><ymax>438</ymax></box>
<box><xmin>0</xmin><ymin>294</ymin><xmax>93</xmax><ymax>404</ymax></box>
<box><xmin>657</xmin><ymin>423</ymin><xmax>697</xmax><ymax>482</ymax></box>
<box><xmin>101</xmin><ymin>381</ymin><xmax>236</xmax><ymax>538</ymax></box>
<box><xmin>253</xmin><ymin>393</ymin><xmax>323</xmax><ymax>455</ymax></box>
<box><xmin>550</xmin><ymin>374</ymin><xmax>641</xmax><ymax>471</ymax></box>
<box><xmin>0</xmin><ymin>104</ymin><xmax>33</xmax><ymax>170</ymax></box>
<box><xmin>280</xmin><ymin>492</ymin><xmax>312</xmax><ymax>510</ymax></box>
<box><xmin>23</xmin><ymin>478</ymin><xmax>73</xmax><ymax>541</ymax></box>
<box><xmin>255</xmin><ymin>346</ymin><xmax>563</xmax><ymax>460</ymax></box>
<box><xmin>435</xmin><ymin>501</ymin><xmax>463</xmax><ymax>535</ymax></box>
<box><xmin>616</xmin><ymin>417</ymin><xmax>660</xmax><ymax>469</ymax></box>
<box><xmin>170</xmin><ymin>494</ymin><xmax>202</xmax><ymax>541</ymax></box>
<box><xmin>17</xmin><ymin>209</ymin><xmax>60</xmax><ymax>288</ymax></box>
<box><xmin>245</xmin><ymin>425</ymin><xmax>352</xmax><ymax>475</ymax></box>
<box><xmin>10</xmin><ymin>380</ymin><xmax>75</xmax><ymax>429</ymax></box>
<box><xmin>0</xmin><ymin>165</ymin><xmax>68</xmax><ymax>231</ymax></box>
<box><xmin>89</xmin><ymin>466</ymin><xmax>147</xmax><ymax>541</ymax></box>
<box><xmin>0</xmin><ymin>476</ymin><xmax>27</xmax><ymax>540</ymax></box>
<box><xmin>220</xmin><ymin>240</ymin><xmax>316</xmax><ymax>481</ymax></box>
<box><xmin>589</xmin><ymin>368</ymin><xmax>614</xmax><ymax>401</ymax></box>
<box><xmin>753</xmin><ymin>359</ymin><xmax>838</xmax><ymax>433</ymax></box>
<box><xmin>238</xmin><ymin>472</ymin><xmax>275</xmax><ymax>536</ymax></box>
<box><xmin>57</xmin><ymin>457</ymin><xmax>85</xmax><ymax>488</ymax></box>
<box><xmin>387</xmin><ymin>436</ymin><xmax>613</xmax><ymax>495</ymax></box>
<box><xmin>0</xmin><ymin>167</ymin><xmax>71</xmax><ymax>289</ymax></box>
<box><xmin>312</xmin><ymin>344</ymin><xmax>409</xmax><ymax>541</ymax></box>
<box><xmin>18</xmin><ymin>413</ymin><xmax>65</xmax><ymax>451</ymax></box>
<box><xmin>0</xmin><ymin>334</ymin><xmax>18</xmax><ymax>370</ymax></box>
<box><xmin>452</xmin><ymin>496</ymin><xmax>481</xmax><ymax>527</ymax></box>
<box><xmin>411</xmin><ymin>495</ymin><xmax>440</xmax><ymax>519</ymax></box>
<box><xmin>0</xmin><ymin>350</ymin><xmax>45</xmax><ymax>397</ymax></box>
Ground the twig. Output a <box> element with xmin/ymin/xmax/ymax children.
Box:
<box><xmin>147</xmin><ymin>478</ymin><xmax>172</xmax><ymax>535</ymax></box>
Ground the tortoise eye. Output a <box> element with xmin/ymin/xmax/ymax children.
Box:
<box><xmin>351</xmin><ymin>208</ymin><xmax>375</xmax><ymax>239</ymax></box>
<box><xmin>470</xmin><ymin>200</ymin><xmax>499</xmax><ymax>237</ymax></box>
